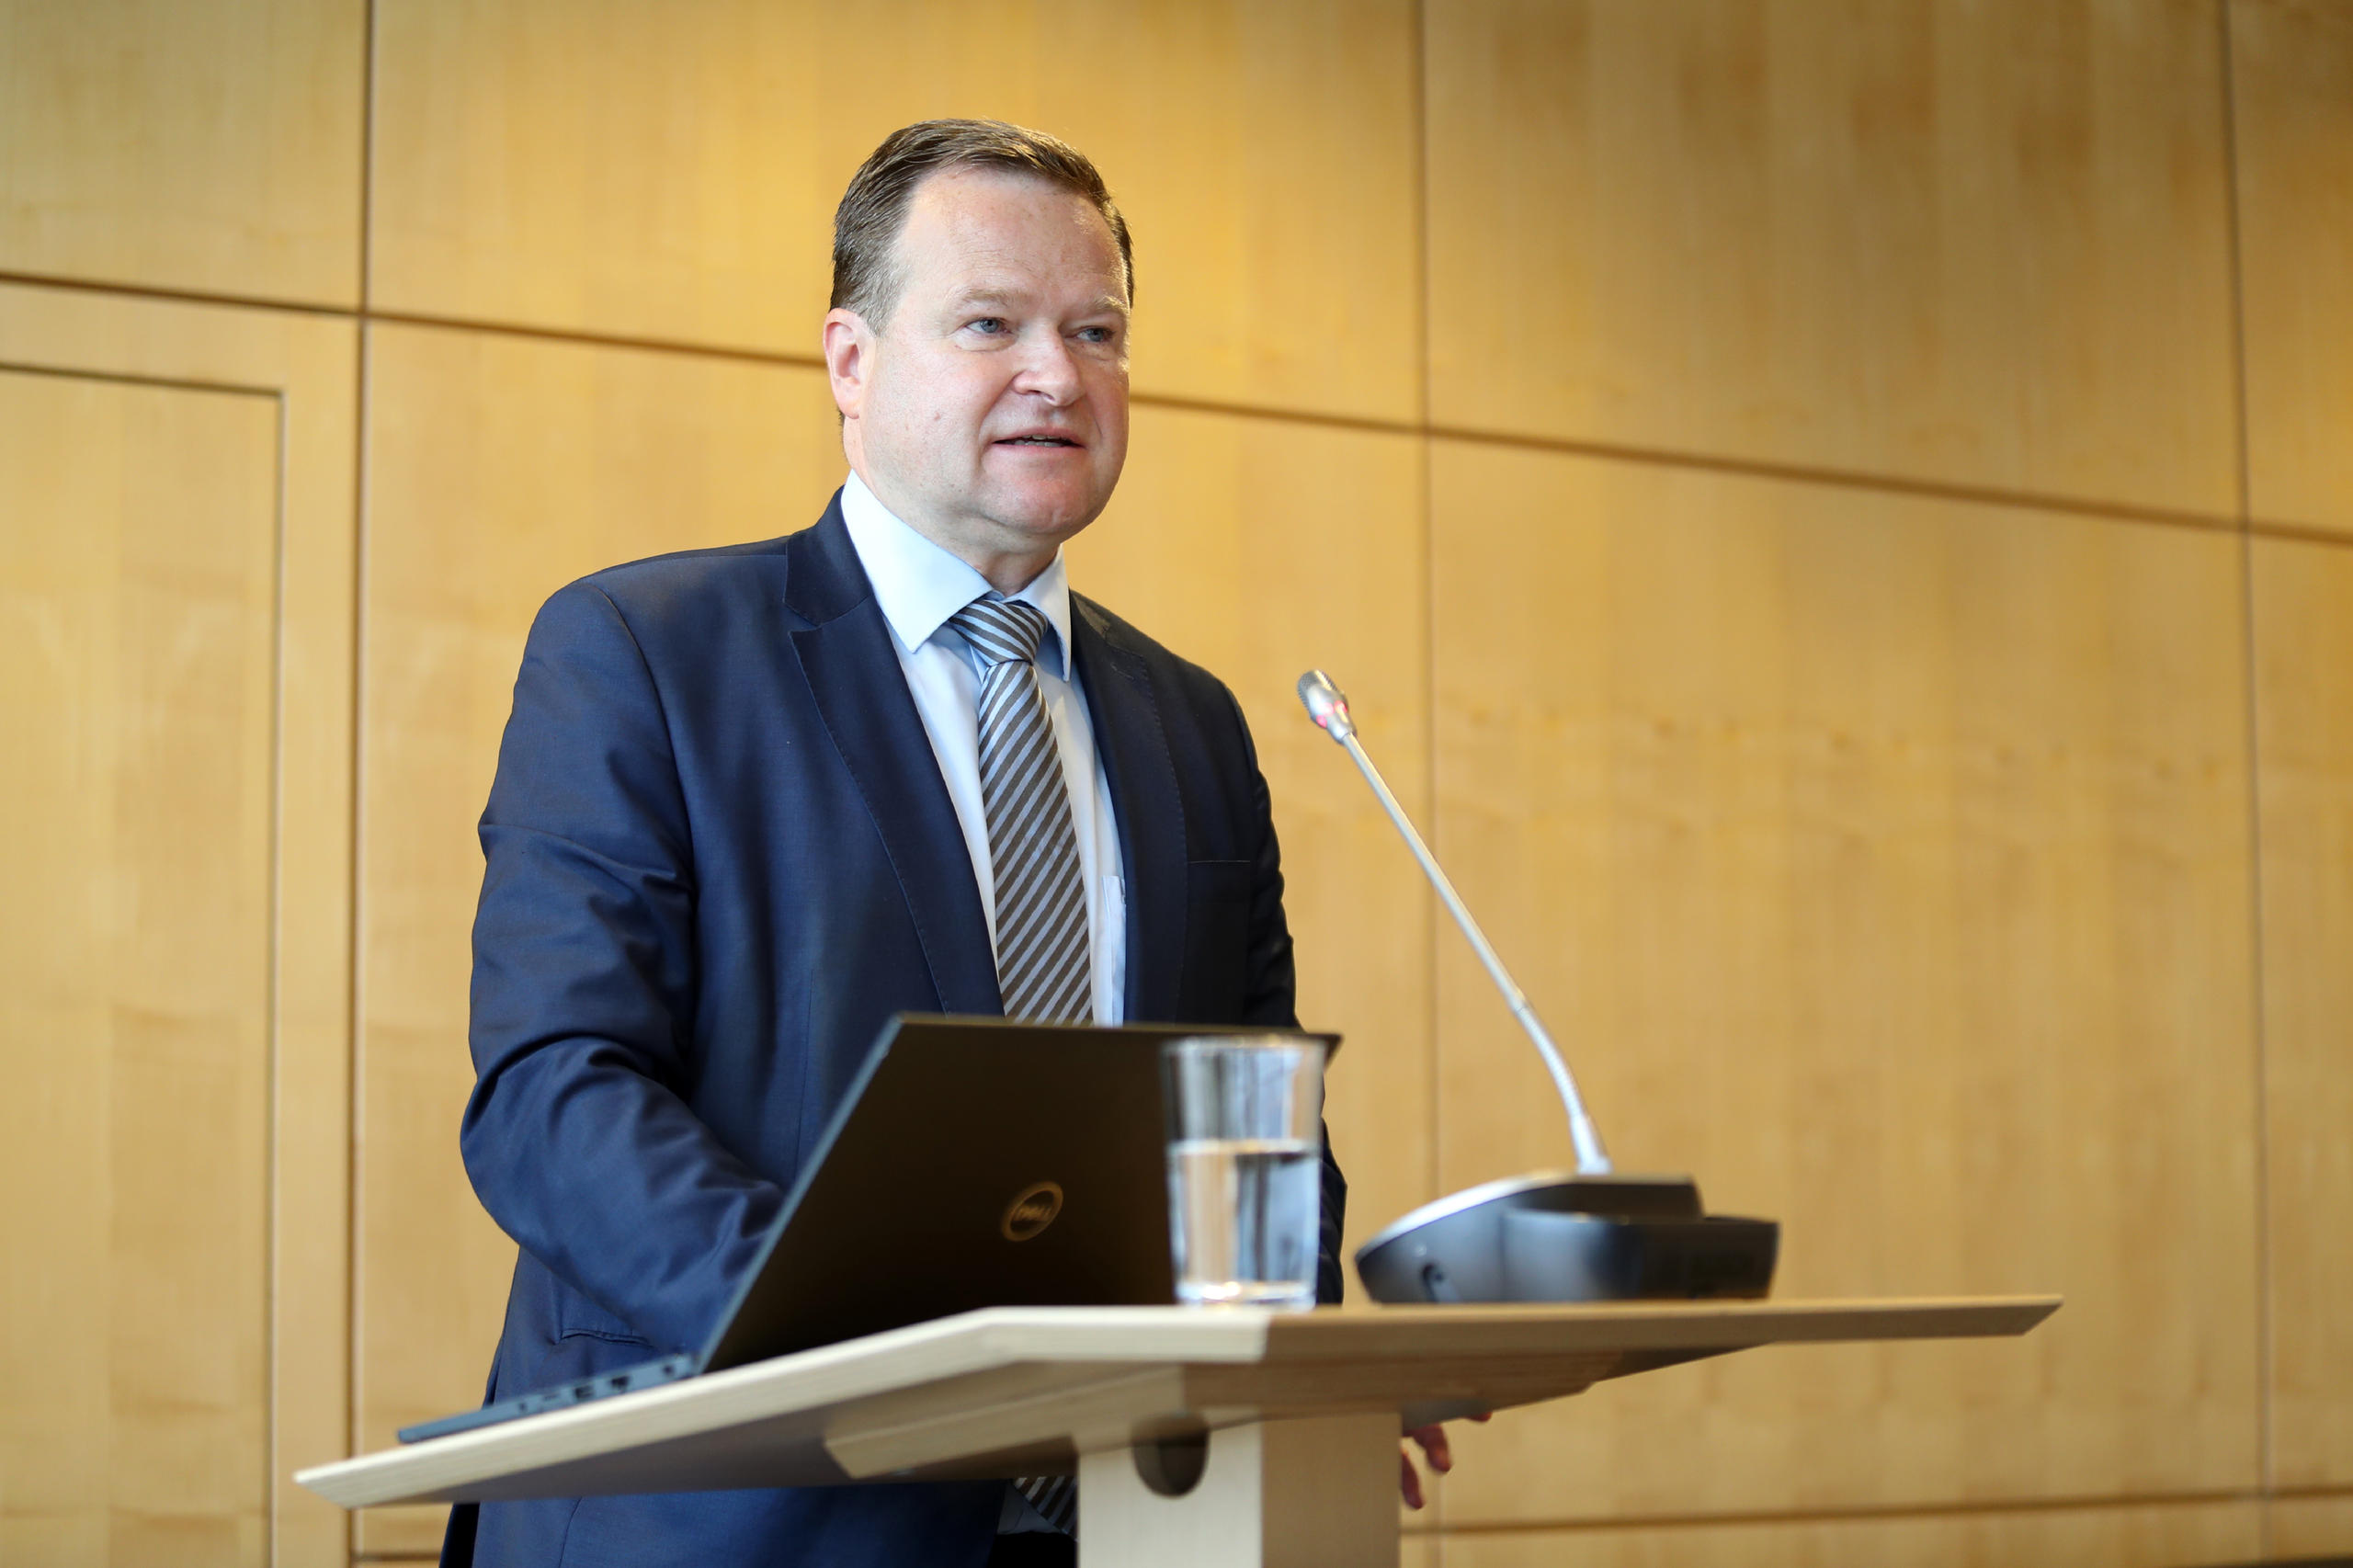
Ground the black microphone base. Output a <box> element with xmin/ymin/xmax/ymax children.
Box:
<box><xmin>1354</xmin><ymin>1172</ymin><xmax>1779</xmax><ymax>1305</ymax></box>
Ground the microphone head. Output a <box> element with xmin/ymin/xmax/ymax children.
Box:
<box><xmin>1297</xmin><ymin>669</ymin><xmax>1356</xmax><ymax>742</ymax></box>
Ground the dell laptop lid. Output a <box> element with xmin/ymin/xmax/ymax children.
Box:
<box><xmin>702</xmin><ymin>1015</ymin><xmax>1336</xmax><ymax>1369</ymax></box>
<box><xmin>401</xmin><ymin>1015</ymin><xmax>1336</xmax><ymax>1442</ymax></box>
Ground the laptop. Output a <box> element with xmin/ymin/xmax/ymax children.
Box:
<box><xmin>398</xmin><ymin>1015</ymin><xmax>1336</xmax><ymax>1443</ymax></box>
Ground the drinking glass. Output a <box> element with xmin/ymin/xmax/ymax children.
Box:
<box><xmin>1160</xmin><ymin>1036</ymin><xmax>1324</xmax><ymax>1309</ymax></box>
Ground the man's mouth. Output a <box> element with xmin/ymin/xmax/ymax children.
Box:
<box><xmin>995</xmin><ymin>434</ymin><xmax>1081</xmax><ymax>448</ymax></box>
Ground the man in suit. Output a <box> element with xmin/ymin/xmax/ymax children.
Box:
<box><xmin>445</xmin><ymin>120</ymin><xmax>1454</xmax><ymax>1568</ymax></box>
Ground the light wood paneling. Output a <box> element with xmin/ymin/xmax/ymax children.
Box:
<box><xmin>357</xmin><ymin>322</ymin><xmax>844</xmax><ymax>1552</ymax></box>
<box><xmin>0</xmin><ymin>282</ymin><xmax>358</xmax><ymax>1567</ymax></box>
<box><xmin>368</xmin><ymin>0</ymin><xmax>1420</xmax><ymax>420</ymax></box>
<box><xmin>0</xmin><ymin>0</ymin><xmax>364</xmax><ymax>305</ymax></box>
<box><xmin>1439</xmin><ymin>1500</ymin><xmax>2263</xmax><ymax>1568</ymax></box>
<box><xmin>2233</xmin><ymin>0</ymin><xmax>2353</xmax><ymax>538</ymax></box>
<box><xmin>1427</xmin><ymin>443</ymin><xmax>2258</xmax><ymax>1524</ymax></box>
<box><xmin>1425</xmin><ymin>0</ymin><xmax>2239</xmax><ymax>514</ymax></box>
<box><xmin>0</xmin><ymin>369</ymin><xmax>275</xmax><ymax>1566</ymax></box>
<box><xmin>2253</xmin><ymin>538</ymin><xmax>2353</xmax><ymax>1491</ymax></box>
<box><xmin>1067</xmin><ymin>406</ymin><xmax>1434</xmax><ymax>1272</ymax></box>
<box><xmin>2270</xmin><ymin>1493</ymin><xmax>2353</xmax><ymax>1558</ymax></box>
<box><xmin>6</xmin><ymin>0</ymin><xmax>2337</xmax><ymax>1554</ymax></box>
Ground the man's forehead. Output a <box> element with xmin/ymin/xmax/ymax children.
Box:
<box><xmin>904</xmin><ymin>169</ymin><xmax>1122</xmax><ymax>266</ymax></box>
<box><xmin>944</xmin><ymin>280</ymin><xmax>1130</xmax><ymax>316</ymax></box>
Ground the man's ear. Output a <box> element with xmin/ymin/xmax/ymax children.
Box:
<box><xmin>823</xmin><ymin>308</ymin><xmax>873</xmax><ymax>421</ymax></box>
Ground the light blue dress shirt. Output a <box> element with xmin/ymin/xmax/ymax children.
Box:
<box><xmin>837</xmin><ymin>471</ymin><xmax>1127</xmax><ymax>1028</ymax></box>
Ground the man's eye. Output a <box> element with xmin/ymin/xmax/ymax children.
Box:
<box><xmin>1076</xmin><ymin>326</ymin><xmax>1119</xmax><ymax>346</ymax></box>
<box><xmin>967</xmin><ymin>317</ymin><xmax>1007</xmax><ymax>335</ymax></box>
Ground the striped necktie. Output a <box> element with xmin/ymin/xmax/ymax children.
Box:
<box><xmin>949</xmin><ymin>594</ymin><xmax>1088</xmax><ymax>1538</ymax></box>
<box><xmin>949</xmin><ymin>595</ymin><xmax>1094</xmax><ymax>1026</ymax></box>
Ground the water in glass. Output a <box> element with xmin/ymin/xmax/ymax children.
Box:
<box><xmin>1161</xmin><ymin>1035</ymin><xmax>1324</xmax><ymax>1310</ymax></box>
<box><xmin>1166</xmin><ymin>1135</ymin><xmax>1320</xmax><ymax>1307</ymax></box>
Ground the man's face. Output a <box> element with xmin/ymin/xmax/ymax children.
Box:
<box><xmin>828</xmin><ymin>166</ymin><xmax>1131</xmax><ymax>583</ymax></box>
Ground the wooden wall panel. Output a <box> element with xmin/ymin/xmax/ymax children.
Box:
<box><xmin>1424</xmin><ymin>0</ymin><xmax>2238</xmax><ymax>515</ymax></box>
<box><xmin>1441</xmin><ymin>1500</ymin><xmax>2263</xmax><ymax>1568</ymax></box>
<box><xmin>1066</xmin><ymin>406</ymin><xmax>1434</xmax><ymax>1269</ymax></box>
<box><xmin>2253</xmin><ymin>537</ymin><xmax>2353</xmax><ymax>1492</ymax></box>
<box><xmin>0</xmin><ymin>0</ymin><xmax>364</xmax><ymax>306</ymax></box>
<box><xmin>0</xmin><ymin>283</ymin><xmax>358</xmax><ymax>1567</ymax></box>
<box><xmin>368</xmin><ymin>0</ymin><xmax>1420</xmax><ymax>420</ymax></box>
<box><xmin>2233</xmin><ymin>0</ymin><xmax>2353</xmax><ymax>539</ymax></box>
<box><xmin>1426</xmin><ymin>443</ymin><xmax>2258</xmax><ymax>1526</ymax></box>
<box><xmin>357</xmin><ymin>322</ymin><xmax>843</xmax><ymax>1552</ymax></box>
<box><xmin>0</xmin><ymin>369</ymin><xmax>276</xmax><ymax>1566</ymax></box>
<box><xmin>2270</xmin><ymin>1493</ymin><xmax>2353</xmax><ymax>1559</ymax></box>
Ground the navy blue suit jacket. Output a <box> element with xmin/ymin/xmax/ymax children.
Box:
<box><xmin>447</xmin><ymin>497</ymin><xmax>1347</xmax><ymax>1567</ymax></box>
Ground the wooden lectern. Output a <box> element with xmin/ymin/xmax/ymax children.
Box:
<box><xmin>299</xmin><ymin>1297</ymin><xmax>2057</xmax><ymax>1567</ymax></box>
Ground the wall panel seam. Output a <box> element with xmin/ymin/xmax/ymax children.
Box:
<box><xmin>347</xmin><ymin>8</ymin><xmax>380</xmax><ymax>1562</ymax></box>
<box><xmin>0</xmin><ymin>357</ymin><xmax>283</xmax><ymax>401</ymax></box>
<box><xmin>0</xmin><ymin>267</ymin><xmax>358</xmax><ymax>322</ymax></box>
<box><xmin>349</xmin><ymin>9</ymin><xmax>380</xmax><ymax>1566</ymax></box>
<box><xmin>1426</xmin><ymin>1484</ymin><xmax>2338</xmax><ymax>1538</ymax></box>
<box><xmin>2217</xmin><ymin>0</ymin><xmax>2277</xmax><ymax>1529</ymax></box>
<box><xmin>4</xmin><ymin>270</ymin><xmax>2312</xmax><ymax>541</ymax></box>
<box><xmin>344</xmin><ymin>321</ymin><xmax>374</xmax><ymax>1567</ymax></box>
<box><xmin>267</xmin><ymin>382</ymin><xmax>291</xmax><ymax>1565</ymax></box>
<box><xmin>1409</xmin><ymin>2</ymin><xmax>1443</xmax><ymax>1444</ymax></box>
<box><xmin>360</xmin><ymin>0</ymin><xmax>378</xmax><ymax>314</ymax></box>
<box><xmin>368</xmin><ymin>306</ymin><xmax>824</xmax><ymax>370</ymax></box>
<box><xmin>2245</xmin><ymin>519</ymin><xmax>2353</xmax><ymax>549</ymax></box>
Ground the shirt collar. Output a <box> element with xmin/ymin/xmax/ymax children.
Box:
<box><xmin>838</xmin><ymin>470</ymin><xmax>1074</xmax><ymax>678</ymax></box>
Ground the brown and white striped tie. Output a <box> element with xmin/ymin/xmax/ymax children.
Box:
<box><xmin>949</xmin><ymin>593</ymin><xmax>1088</xmax><ymax>1537</ymax></box>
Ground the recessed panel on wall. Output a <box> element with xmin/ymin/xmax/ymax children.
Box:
<box><xmin>0</xmin><ymin>0</ymin><xmax>364</xmax><ymax>305</ymax></box>
<box><xmin>368</xmin><ymin>0</ymin><xmax>1420</xmax><ymax>420</ymax></box>
<box><xmin>0</xmin><ymin>279</ymin><xmax>362</xmax><ymax>1568</ymax></box>
<box><xmin>2233</xmin><ymin>0</ymin><xmax>2353</xmax><ymax>538</ymax></box>
<box><xmin>1067</xmin><ymin>407</ymin><xmax>1434</xmax><ymax>1265</ymax></box>
<box><xmin>1424</xmin><ymin>0</ymin><xmax>2238</xmax><ymax>515</ymax></box>
<box><xmin>0</xmin><ymin>369</ymin><xmax>278</xmax><ymax>1564</ymax></box>
<box><xmin>1427</xmin><ymin>440</ymin><xmax>2257</xmax><ymax>1523</ymax></box>
<box><xmin>2253</xmin><ymin>537</ymin><xmax>2353</xmax><ymax>1490</ymax></box>
<box><xmin>358</xmin><ymin>323</ymin><xmax>844</xmax><ymax>1552</ymax></box>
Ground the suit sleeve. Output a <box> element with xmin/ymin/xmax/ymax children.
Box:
<box><xmin>461</xmin><ymin>580</ymin><xmax>782</xmax><ymax>1354</ymax></box>
<box><xmin>1226</xmin><ymin>686</ymin><xmax>1350</xmax><ymax>1306</ymax></box>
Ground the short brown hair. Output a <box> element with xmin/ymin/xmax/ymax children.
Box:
<box><xmin>830</xmin><ymin>119</ymin><xmax>1133</xmax><ymax>327</ymax></box>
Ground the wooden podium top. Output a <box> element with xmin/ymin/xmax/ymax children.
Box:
<box><xmin>298</xmin><ymin>1296</ymin><xmax>2058</xmax><ymax>1508</ymax></box>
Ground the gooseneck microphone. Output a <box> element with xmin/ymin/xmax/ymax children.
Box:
<box><xmin>1297</xmin><ymin>669</ymin><xmax>1779</xmax><ymax>1306</ymax></box>
<box><xmin>1296</xmin><ymin>671</ymin><xmax>1610</xmax><ymax>1176</ymax></box>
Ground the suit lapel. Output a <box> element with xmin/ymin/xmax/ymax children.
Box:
<box><xmin>785</xmin><ymin>499</ymin><xmax>1002</xmax><ymax>1017</ymax></box>
<box><xmin>1072</xmin><ymin>596</ymin><xmax>1187</xmax><ymax>1023</ymax></box>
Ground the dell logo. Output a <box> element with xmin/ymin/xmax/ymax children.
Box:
<box><xmin>1001</xmin><ymin>1181</ymin><xmax>1063</xmax><ymax>1242</ymax></box>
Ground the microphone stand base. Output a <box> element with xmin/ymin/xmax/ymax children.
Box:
<box><xmin>1354</xmin><ymin>1172</ymin><xmax>1779</xmax><ymax>1305</ymax></box>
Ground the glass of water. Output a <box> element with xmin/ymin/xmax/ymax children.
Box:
<box><xmin>1161</xmin><ymin>1035</ymin><xmax>1325</xmax><ymax>1309</ymax></box>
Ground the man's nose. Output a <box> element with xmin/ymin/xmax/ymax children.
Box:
<box><xmin>1009</xmin><ymin>328</ymin><xmax>1083</xmax><ymax>403</ymax></box>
